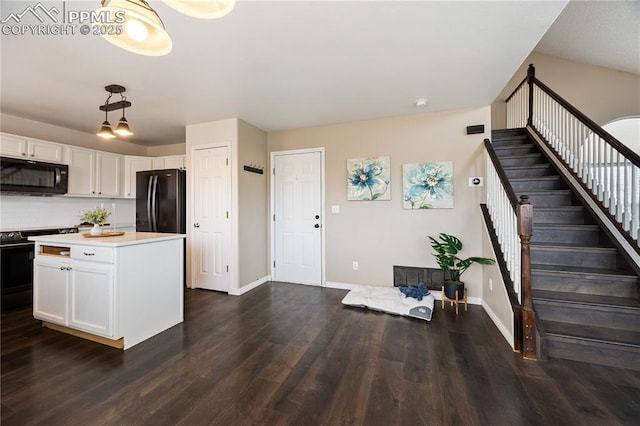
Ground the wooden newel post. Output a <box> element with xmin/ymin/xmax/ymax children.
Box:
<box><xmin>526</xmin><ymin>64</ymin><xmax>535</xmax><ymax>128</ymax></box>
<box><xmin>517</xmin><ymin>195</ymin><xmax>537</xmax><ymax>360</ymax></box>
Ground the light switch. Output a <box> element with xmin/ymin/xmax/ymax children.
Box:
<box><xmin>331</xmin><ymin>205</ymin><xmax>340</xmax><ymax>214</ymax></box>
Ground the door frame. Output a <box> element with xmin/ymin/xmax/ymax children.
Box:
<box><xmin>189</xmin><ymin>142</ymin><xmax>234</xmax><ymax>291</ymax></box>
<box><xmin>270</xmin><ymin>148</ymin><xmax>326</xmax><ymax>286</ymax></box>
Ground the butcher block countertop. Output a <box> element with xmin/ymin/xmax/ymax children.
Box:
<box><xmin>28</xmin><ymin>231</ymin><xmax>185</xmax><ymax>247</ymax></box>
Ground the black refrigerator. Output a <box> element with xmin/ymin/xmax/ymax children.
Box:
<box><xmin>136</xmin><ymin>169</ymin><xmax>186</xmax><ymax>233</ymax></box>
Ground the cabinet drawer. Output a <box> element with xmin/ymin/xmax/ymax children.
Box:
<box><xmin>71</xmin><ymin>245</ymin><xmax>114</xmax><ymax>263</ymax></box>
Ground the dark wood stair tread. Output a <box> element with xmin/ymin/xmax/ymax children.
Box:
<box><xmin>542</xmin><ymin>320</ymin><xmax>640</xmax><ymax>348</ymax></box>
<box><xmin>503</xmin><ymin>164</ymin><xmax>550</xmax><ymax>170</ymax></box>
<box><xmin>510</xmin><ymin>176</ymin><xmax>561</xmax><ymax>182</ymax></box>
<box><xmin>532</xmin><ymin>263</ymin><xmax>637</xmax><ymax>279</ymax></box>
<box><xmin>497</xmin><ymin>153</ymin><xmax>543</xmax><ymax>160</ymax></box>
<box><xmin>533</xmin><ymin>224</ymin><xmax>599</xmax><ymax>230</ymax></box>
<box><xmin>533</xmin><ymin>289</ymin><xmax>640</xmax><ymax>308</ymax></box>
<box><xmin>531</xmin><ymin>242</ymin><xmax>616</xmax><ymax>250</ymax></box>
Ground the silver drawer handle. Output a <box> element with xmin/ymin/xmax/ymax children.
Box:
<box><xmin>83</xmin><ymin>252</ymin><xmax>95</xmax><ymax>256</ymax></box>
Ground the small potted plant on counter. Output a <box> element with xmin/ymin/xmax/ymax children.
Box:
<box><xmin>80</xmin><ymin>206</ymin><xmax>111</xmax><ymax>236</ymax></box>
<box><xmin>428</xmin><ymin>233</ymin><xmax>495</xmax><ymax>300</ymax></box>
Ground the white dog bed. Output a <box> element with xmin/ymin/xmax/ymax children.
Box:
<box><xmin>341</xmin><ymin>286</ymin><xmax>435</xmax><ymax>321</ymax></box>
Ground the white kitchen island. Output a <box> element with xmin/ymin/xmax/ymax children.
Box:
<box><xmin>29</xmin><ymin>232</ymin><xmax>185</xmax><ymax>349</ymax></box>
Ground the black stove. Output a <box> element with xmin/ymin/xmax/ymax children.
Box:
<box><xmin>1</xmin><ymin>227</ymin><xmax>78</xmax><ymax>310</ymax></box>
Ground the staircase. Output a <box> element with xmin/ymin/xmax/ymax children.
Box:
<box><xmin>491</xmin><ymin>128</ymin><xmax>640</xmax><ymax>369</ymax></box>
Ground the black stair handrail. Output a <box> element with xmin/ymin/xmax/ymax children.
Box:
<box><xmin>531</xmin><ymin>75</ymin><xmax>640</xmax><ymax>167</ymax></box>
<box><xmin>507</xmin><ymin>64</ymin><xmax>640</xmax><ymax>251</ymax></box>
<box><xmin>484</xmin><ymin>138</ymin><xmax>520</xmax><ymax>211</ymax></box>
<box><xmin>506</xmin><ymin>67</ymin><xmax>640</xmax><ymax>166</ymax></box>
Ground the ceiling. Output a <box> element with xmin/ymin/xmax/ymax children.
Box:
<box><xmin>4</xmin><ymin>0</ymin><xmax>628</xmax><ymax>147</ymax></box>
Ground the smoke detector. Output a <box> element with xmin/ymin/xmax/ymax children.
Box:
<box><xmin>414</xmin><ymin>98</ymin><xmax>428</xmax><ymax>108</ymax></box>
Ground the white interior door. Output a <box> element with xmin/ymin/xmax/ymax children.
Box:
<box><xmin>274</xmin><ymin>151</ymin><xmax>323</xmax><ymax>285</ymax></box>
<box><xmin>193</xmin><ymin>146</ymin><xmax>231</xmax><ymax>292</ymax></box>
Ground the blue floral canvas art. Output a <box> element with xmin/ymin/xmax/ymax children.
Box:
<box><xmin>347</xmin><ymin>157</ymin><xmax>391</xmax><ymax>201</ymax></box>
<box><xmin>403</xmin><ymin>161</ymin><xmax>454</xmax><ymax>209</ymax></box>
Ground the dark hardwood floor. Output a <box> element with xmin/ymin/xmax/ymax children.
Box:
<box><xmin>2</xmin><ymin>282</ymin><xmax>639</xmax><ymax>425</ymax></box>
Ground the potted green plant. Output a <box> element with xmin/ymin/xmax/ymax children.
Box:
<box><xmin>428</xmin><ymin>233</ymin><xmax>495</xmax><ymax>300</ymax></box>
<box><xmin>80</xmin><ymin>206</ymin><xmax>111</xmax><ymax>236</ymax></box>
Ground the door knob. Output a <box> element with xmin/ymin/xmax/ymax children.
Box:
<box><xmin>315</xmin><ymin>215</ymin><xmax>320</xmax><ymax>219</ymax></box>
<box><xmin>194</xmin><ymin>223</ymin><xmax>200</xmax><ymax>228</ymax></box>
<box><xmin>314</xmin><ymin>224</ymin><xmax>320</xmax><ymax>228</ymax></box>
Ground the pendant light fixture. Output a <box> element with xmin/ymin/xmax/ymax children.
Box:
<box><xmin>114</xmin><ymin>95</ymin><xmax>134</xmax><ymax>136</ymax></box>
<box><xmin>162</xmin><ymin>0</ymin><xmax>236</xmax><ymax>19</ymax></box>
<box><xmin>97</xmin><ymin>92</ymin><xmax>116</xmax><ymax>139</ymax></box>
<box><xmin>97</xmin><ymin>85</ymin><xmax>133</xmax><ymax>139</ymax></box>
<box><xmin>97</xmin><ymin>0</ymin><xmax>172</xmax><ymax>56</ymax></box>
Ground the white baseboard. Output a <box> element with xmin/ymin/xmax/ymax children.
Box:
<box><xmin>229</xmin><ymin>275</ymin><xmax>270</xmax><ymax>296</ymax></box>
<box><xmin>481</xmin><ymin>300</ymin><xmax>514</xmax><ymax>349</ymax></box>
<box><xmin>324</xmin><ymin>281</ymin><xmax>358</xmax><ymax>290</ymax></box>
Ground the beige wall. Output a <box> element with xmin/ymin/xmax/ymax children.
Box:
<box><xmin>492</xmin><ymin>52</ymin><xmax>640</xmax><ymax>129</ymax></box>
<box><xmin>2</xmin><ymin>113</ymin><xmax>186</xmax><ymax>156</ymax></box>
<box><xmin>481</xmin><ymin>217</ymin><xmax>514</xmax><ymax>347</ymax></box>
<box><xmin>268</xmin><ymin>107</ymin><xmax>491</xmax><ymax>298</ymax></box>
<box><xmin>1</xmin><ymin>113</ymin><xmax>148</xmax><ymax>156</ymax></box>
<box><xmin>238</xmin><ymin>119</ymin><xmax>269</xmax><ymax>286</ymax></box>
<box><xmin>147</xmin><ymin>143</ymin><xmax>186</xmax><ymax>156</ymax></box>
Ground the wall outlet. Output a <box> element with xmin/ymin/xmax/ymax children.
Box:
<box><xmin>352</xmin><ymin>261</ymin><xmax>359</xmax><ymax>270</ymax></box>
<box><xmin>489</xmin><ymin>278</ymin><xmax>493</xmax><ymax>291</ymax></box>
<box><xmin>331</xmin><ymin>205</ymin><xmax>340</xmax><ymax>214</ymax></box>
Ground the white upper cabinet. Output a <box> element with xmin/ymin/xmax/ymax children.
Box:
<box><xmin>96</xmin><ymin>152</ymin><xmax>122</xmax><ymax>197</ymax></box>
<box><xmin>124</xmin><ymin>156</ymin><xmax>153</xmax><ymax>199</ymax></box>
<box><xmin>153</xmin><ymin>155</ymin><xmax>185</xmax><ymax>170</ymax></box>
<box><xmin>0</xmin><ymin>133</ymin><xmax>64</xmax><ymax>163</ymax></box>
<box><xmin>66</xmin><ymin>146</ymin><xmax>122</xmax><ymax>197</ymax></box>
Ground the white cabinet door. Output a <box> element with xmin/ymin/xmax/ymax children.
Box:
<box><xmin>96</xmin><ymin>152</ymin><xmax>122</xmax><ymax>197</ymax></box>
<box><xmin>27</xmin><ymin>139</ymin><xmax>64</xmax><ymax>163</ymax></box>
<box><xmin>68</xmin><ymin>261</ymin><xmax>116</xmax><ymax>338</ymax></box>
<box><xmin>0</xmin><ymin>134</ymin><xmax>28</xmax><ymax>158</ymax></box>
<box><xmin>34</xmin><ymin>258</ymin><xmax>69</xmax><ymax>325</ymax></box>
<box><xmin>66</xmin><ymin>148</ymin><xmax>123</xmax><ymax>197</ymax></box>
<box><xmin>66</xmin><ymin>147</ymin><xmax>96</xmax><ymax>195</ymax></box>
<box><xmin>162</xmin><ymin>155</ymin><xmax>185</xmax><ymax>169</ymax></box>
<box><xmin>152</xmin><ymin>157</ymin><xmax>165</xmax><ymax>170</ymax></box>
<box><xmin>0</xmin><ymin>134</ymin><xmax>64</xmax><ymax>163</ymax></box>
<box><xmin>152</xmin><ymin>155</ymin><xmax>185</xmax><ymax>170</ymax></box>
<box><xmin>124</xmin><ymin>156</ymin><xmax>153</xmax><ymax>198</ymax></box>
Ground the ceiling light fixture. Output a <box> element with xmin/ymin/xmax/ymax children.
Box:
<box><xmin>97</xmin><ymin>85</ymin><xmax>133</xmax><ymax>139</ymax></box>
<box><xmin>162</xmin><ymin>0</ymin><xmax>236</xmax><ymax>19</ymax></box>
<box><xmin>97</xmin><ymin>1</ymin><xmax>236</xmax><ymax>56</ymax></box>
<box><xmin>97</xmin><ymin>0</ymin><xmax>172</xmax><ymax>56</ymax></box>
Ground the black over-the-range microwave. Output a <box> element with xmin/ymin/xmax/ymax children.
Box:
<box><xmin>0</xmin><ymin>156</ymin><xmax>69</xmax><ymax>195</ymax></box>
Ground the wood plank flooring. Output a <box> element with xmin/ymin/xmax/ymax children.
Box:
<box><xmin>2</xmin><ymin>282</ymin><xmax>639</xmax><ymax>425</ymax></box>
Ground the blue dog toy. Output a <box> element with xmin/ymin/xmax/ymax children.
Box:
<box><xmin>398</xmin><ymin>283</ymin><xmax>430</xmax><ymax>301</ymax></box>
